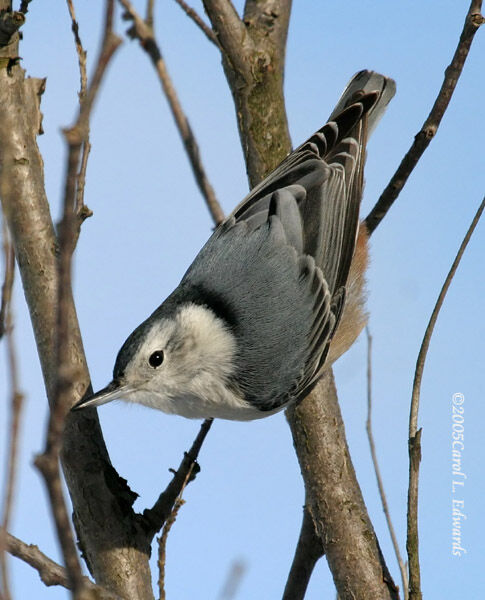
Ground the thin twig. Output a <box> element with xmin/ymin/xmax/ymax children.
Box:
<box><xmin>4</xmin><ymin>532</ymin><xmax>120</xmax><ymax>599</ymax></box>
<box><xmin>119</xmin><ymin>0</ymin><xmax>225</xmax><ymax>225</ymax></box>
<box><xmin>141</xmin><ymin>418</ymin><xmax>213</xmax><ymax>538</ymax></box>
<box><xmin>65</xmin><ymin>0</ymin><xmax>94</xmax><ymax>228</ymax></box>
<box><xmin>173</xmin><ymin>0</ymin><xmax>219</xmax><ymax>46</ymax></box>
<box><xmin>146</xmin><ymin>0</ymin><xmax>155</xmax><ymax>27</ymax></box>
<box><xmin>66</xmin><ymin>0</ymin><xmax>88</xmax><ymax>103</ymax></box>
<box><xmin>0</xmin><ymin>223</ymin><xmax>24</xmax><ymax>600</ymax></box>
<box><xmin>34</xmin><ymin>2</ymin><xmax>122</xmax><ymax>594</ymax></box>
<box><xmin>19</xmin><ymin>1</ymin><xmax>33</xmax><ymax>15</ymax></box>
<box><xmin>217</xmin><ymin>559</ymin><xmax>246</xmax><ymax>600</ymax></box>
<box><xmin>365</xmin><ymin>0</ymin><xmax>484</xmax><ymax>235</ymax></box>
<box><xmin>157</xmin><ymin>463</ymin><xmax>195</xmax><ymax>600</ymax></box>
<box><xmin>407</xmin><ymin>196</ymin><xmax>485</xmax><ymax>600</ymax></box>
<box><xmin>366</xmin><ymin>328</ymin><xmax>408</xmax><ymax>600</ymax></box>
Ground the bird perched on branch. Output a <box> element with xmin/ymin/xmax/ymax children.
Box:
<box><xmin>74</xmin><ymin>70</ymin><xmax>395</xmax><ymax>420</ymax></box>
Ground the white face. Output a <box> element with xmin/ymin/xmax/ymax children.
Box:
<box><xmin>117</xmin><ymin>303</ymin><xmax>248</xmax><ymax>419</ymax></box>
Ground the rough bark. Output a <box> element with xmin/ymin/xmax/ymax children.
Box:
<box><xmin>287</xmin><ymin>374</ymin><xmax>398</xmax><ymax>599</ymax></box>
<box><xmin>203</xmin><ymin>0</ymin><xmax>292</xmax><ymax>187</ymax></box>
<box><xmin>0</xmin><ymin>5</ymin><xmax>154</xmax><ymax>598</ymax></box>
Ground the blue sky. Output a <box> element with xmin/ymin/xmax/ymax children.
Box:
<box><xmin>1</xmin><ymin>1</ymin><xmax>484</xmax><ymax>598</ymax></box>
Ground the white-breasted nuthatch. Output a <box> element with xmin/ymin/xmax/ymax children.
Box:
<box><xmin>74</xmin><ymin>70</ymin><xmax>395</xmax><ymax>420</ymax></box>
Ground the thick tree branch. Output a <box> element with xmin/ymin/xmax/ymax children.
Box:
<box><xmin>287</xmin><ymin>373</ymin><xmax>399</xmax><ymax>600</ymax></box>
<box><xmin>5</xmin><ymin>532</ymin><xmax>120</xmax><ymax>599</ymax></box>
<box><xmin>34</xmin><ymin>4</ymin><xmax>123</xmax><ymax>594</ymax></box>
<box><xmin>282</xmin><ymin>505</ymin><xmax>324</xmax><ymax>600</ymax></box>
<box><xmin>0</xmin><ymin>3</ymin><xmax>155</xmax><ymax>598</ymax></box>
<box><xmin>119</xmin><ymin>0</ymin><xmax>225</xmax><ymax>224</ymax></box>
<box><xmin>407</xmin><ymin>196</ymin><xmax>485</xmax><ymax>600</ymax></box>
<box><xmin>202</xmin><ymin>0</ymin><xmax>254</xmax><ymax>78</ymax></box>
<box><xmin>243</xmin><ymin>0</ymin><xmax>292</xmax><ymax>56</ymax></box>
<box><xmin>204</xmin><ymin>0</ymin><xmax>292</xmax><ymax>187</ymax></box>
<box><xmin>365</xmin><ymin>0</ymin><xmax>484</xmax><ymax>235</ymax></box>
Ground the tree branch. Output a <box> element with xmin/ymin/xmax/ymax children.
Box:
<box><xmin>243</xmin><ymin>0</ymin><xmax>292</xmax><ymax>58</ymax></box>
<box><xmin>65</xmin><ymin>0</ymin><xmax>94</xmax><ymax>228</ymax></box>
<box><xmin>119</xmin><ymin>0</ymin><xmax>225</xmax><ymax>224</ymax></box>
<box><xmin>407</xmin><ymin>196</ymin><xmax>485</xmax><ymax>600</ymax></box>
<box><xmin>156</xmin><ymin>463</ymin><xmax>195</xmax><ymax>600</ymax></box>
<box><xmin>173</xmin><ymin>0</ymin><xmax>219</xmax><ymax>46</ymax></box>
<box><xmin>4</xmin><ymin>532</ymin><xmax>121</xmax><ymax>599</ymax></box>
<box><xmin>140</xmin><ymin>418</ymin><xmax>213</xmax><ymax>538</ymax></box>
<box><xmin>203</xmin><ymin>0</ymin><xmax>292</xmax><ymax>187</ymax></box>
<box><xmin>366</xmin><ymin>328</ymin><xmax>408</xmax><ymax>599</ymax></box>
<box><xmin>282</xmin><ymin>505</ymin><xmax>324</xmax><ymax>600</ymax></box>
<box><xmin>365</xmin><ymin>0</ymin><xmax>484</xmax><ymax>235</ymax></box>
<box><xmin>202</xmin><ymin>0</ymin><xmax>253</xmax><ymax>78</ymax></box>
<box><xmin>287</xmin><ymin>373</ymin><xmax>399</xmax><ymax>600</ymax></box>
<box><xmin>0</xmin><ymin>223</ymin><xmax>23</xmax><ymax>600</ymax></box>
<box><xmin>0</xmin><ymin>3</ymin><xmax>155</xmax><ymax>598</ymax></box>
<box><xmin>34</xmin><ymin>4</ymin><xmax>122</xmax><ymax>593</ymax></box>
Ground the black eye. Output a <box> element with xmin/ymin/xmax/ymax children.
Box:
<box><xmin>148</xmin><ymin>350</ymin><xmax>164</xmax><ymax>368</ymax></box>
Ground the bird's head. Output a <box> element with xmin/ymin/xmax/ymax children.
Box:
<box><xmin>73</xmin><ymin>303</ymin><xmax>239</xmax><ymax>418</ymax></box>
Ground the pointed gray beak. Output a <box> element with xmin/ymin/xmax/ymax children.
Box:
<box><xmin>72</xmin><ymin>379</ymin><xmax>132</xmax><ymax>411</ymax></box>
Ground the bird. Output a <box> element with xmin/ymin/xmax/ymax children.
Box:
<box><xmin>74</xmin><ymin>70</ymin><xmax>395</xmax><ymax>421</ymax></box>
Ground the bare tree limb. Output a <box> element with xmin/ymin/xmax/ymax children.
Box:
<box><xmin>217</xmin><ymin>560</ymin><xmax>246</xmax><ymax>600</ymax></box>
<box><xmin>4</xmin><ymin>532</ymin><xmax>121</xmax><ymax>599</ymax></box>
<box><xmin>243</xmin><ymin>0</ymin><xmax>292</xmax><ymax>57</ymax></box>
<box><xmin>365</xmin><ymin>0</ymin><xmax>484</xmax><ymax>235</ymax></box>
<box><xmin>287</xmin><ymin>373</ymin><xmax>400</xmax><ymax>600</ymax></box>
<box><xmin>407</xmin><ymin>196</ymin><xmax>485</xmax><ymax>600</ymax></box>
<box><xmin>202</xmin><ymin>0</ymin><xmax>253</xmax><ymax>78</ymax></box>
<box><xmin>141</xmin><ymin>418</ymin><xmax>213</xmax><ymax>538</ymax></box>
<box><xmin>366</xmin><ymin>328</ymin><xmax>408</xmax><ymax>600</ymax></box>
<box><xmin>173</xmin><ymin>0</ymin><xmax>219</xmax><ymax>46</ymax></box>
<box><xmin>282</xmin><ymin>505</ymin><xmax>324</xmax><ymax>600</ymax></box>
<box><xmin>0</xmin><ymin>224</ymin><xmax>23</xmax><ymax>600</ymax></box>
<box><xmin>119</xmin><ymin>0</ymin><xmax>225</xmax><ymax>225</ymax></box>
<box><xmin>0</xmin><ymin>1</ymin><xmax>158</xmax><ymax>596</ymax></box>
<box><xmin>203</xmin><ymin>0</ymin><xmax>292</xmax><ymax>187</ymax></box>
<box><xmin>146</xmin><ymin>0</ymin><xmax>155</xmax><ymax>27</ymax></box>
<box><xmin>34</xmin><ymin>3</ymin><xmax>123</xmax><ymax>594</ymax></box>
<box><xmin>18</xmin><ymin>0</ymin><xmax>32</xmax><ymax>15</ymax></box>
<box><xmin>66</xmin><ymin>0</ymin><xmax>93</xmax><ymax>227</ymax></box>
<box><xmin>156</xmin><ymin>463</ymin><xmax>194</xmax><ymax>600</ymax></box>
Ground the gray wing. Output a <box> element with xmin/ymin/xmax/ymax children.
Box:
<box><xmin>183</xmin><ymin>71</ymin><xmax>395</xmax><ymax>410</ymax></box>
<box><xmin>181</xmin><ymin>216</ymin><xmax>333</xmax><ymax>411</ymax></box>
